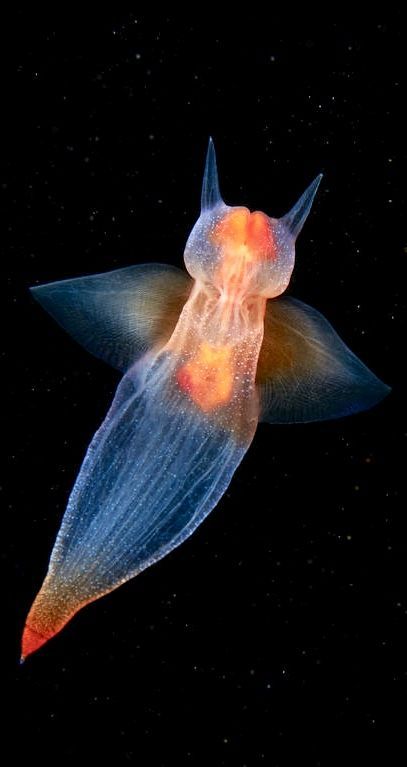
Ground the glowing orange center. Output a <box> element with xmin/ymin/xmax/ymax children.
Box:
<box><xmin>212</xmin><ymin>208</ymin><xmax>275</xmax><ymax>294</ymax></box>
<box><xmin>177</xmin><ymin>342</ymin><xmax>234</xmax><ymax>412</ymax></box>
<box><xmin>213</xmin><ymin>208</ymin><xmax>274</xmax><ymax>260</ymax></box>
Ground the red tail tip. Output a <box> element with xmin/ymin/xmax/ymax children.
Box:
<box><xmin>21</xmin><ymin>623</ymin><xmax>51</xmax><ymax>661</ymax></box>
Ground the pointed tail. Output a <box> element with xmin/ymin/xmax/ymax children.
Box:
<box><xmin>21</xmin><ymin>575</ymin><xmax>81</xmax><ymax>661</ymax></box>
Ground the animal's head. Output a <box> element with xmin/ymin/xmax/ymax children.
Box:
<box><xmin>184</xmin><ymin>139</ymin><xmax>322</xmax><ymax>300</ymax></box>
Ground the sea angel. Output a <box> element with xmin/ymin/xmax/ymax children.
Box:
<box><xmin>21</xmin><ymin>140</ymin><xmax>389</xmax><ymax>660</ymax></box>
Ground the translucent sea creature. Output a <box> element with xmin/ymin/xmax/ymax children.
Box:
<box><xmin>21</xmin><ymin>140</ymin><xmax>389</xmax><ymax>660</ymax></box>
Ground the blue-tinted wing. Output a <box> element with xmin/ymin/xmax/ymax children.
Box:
<box><xmin>31</xmin><ymin>264</ymin><xmax>192</xmax><ymax>371</ymax></box>
<box><xmin>257</xmin><ymin>296</ymin><xmax>390</xmax><ymax>423</ymax></box>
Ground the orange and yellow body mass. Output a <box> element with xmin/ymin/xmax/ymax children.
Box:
<box><xmin>22</xmin><ymin>140</ymin><xmax>389</xmax><ymax>660</ymax></box>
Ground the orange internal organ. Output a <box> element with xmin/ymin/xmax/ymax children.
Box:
<box><xmin>213</xmin><ymin>208</ymin><xmax>274</xmax><ymax>261</ymax></box>
<box><xmin>213</xmin><ymin>209</ymin><xmax>275</xmax><ymax>295</ymax></box>
<box><xmin>177</xmin><ymin>342</ymin><xmax>234</xmax><ymax>412</ymax></box>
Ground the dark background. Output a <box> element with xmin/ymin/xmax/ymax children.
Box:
<box><xmin>3</xmin><ymin>11</ymin><xmax>406</xmax><ymax>766</ymax></box>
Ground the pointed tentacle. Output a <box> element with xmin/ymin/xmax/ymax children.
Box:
<box><xmin>201</xmin><ymin>137</ymin><xmax>223</xmax><ymax>211</ymax></box>
<box><xmin>281</xmin><ymin>174</ymin><xmax>323</xmax><ymax>238</ymax></box>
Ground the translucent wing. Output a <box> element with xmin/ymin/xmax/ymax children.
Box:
<box><xmin>22</xmin><ymin>354</ymin><xmax>249</xmax><ymax>658</ymax></box>
<box><xmin>257</xmin><ymin>296</ymin><xmax>390</xmax><ymax>423</ymax></box>
<box><xmin>31</xmin><ymin>264</ymin><xmax>192</xmax><ymax>371</ymax></box>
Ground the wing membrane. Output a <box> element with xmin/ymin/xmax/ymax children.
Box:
<box><xmin>257</xmin><ymin>296</ymin><xmax>390</xmax><ymax>423</ymax></box>
<box><xmin>31</xmin><ymin>264</ymin><xmax>192</xmax><ymax>371</ymax></box>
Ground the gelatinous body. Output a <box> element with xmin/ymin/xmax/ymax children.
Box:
<box><xmin>21</xmin><ymin>140</ymin><xmax>389</xmax><ymax>660</ymax></box>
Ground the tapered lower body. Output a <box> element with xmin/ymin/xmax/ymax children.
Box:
<box><xmin>22</xmin><ymin>353</ymin><xmax>254</xmax><ymax>659</ymax></box>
